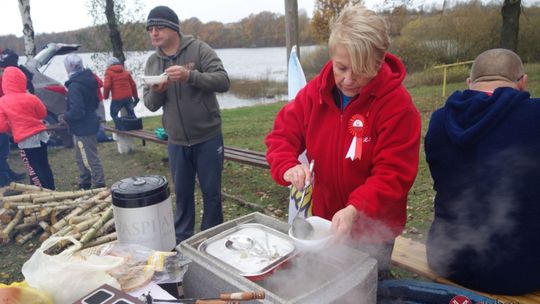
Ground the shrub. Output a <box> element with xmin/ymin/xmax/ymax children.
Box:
<box><xmin>405</xmin><ymin>65</ymin><xmax>470</xmax><ymax>88</ymax></box>
<box><xmin>300</xmin><ymin>45</ymin><xmax>329</xmax><ymax>80</ymax></box>
<box><xmin>229</xmin><ymin>77</ymin><xmax>286</xmax><ymax>99</ymax></box>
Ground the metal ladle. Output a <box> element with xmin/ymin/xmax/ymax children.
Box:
<box><xmin>225</xmin><ymin>235</ymin><xmax>255</xmax><ymax>251</ymax></box>
<box><xmin>225</xmin><ymin>235</ymin><xmax>275</xmax><ymax>258</ymax></box>
<box><xmin>291</xmin><ymin>160</ymin><xmax>315</xmax><ymax>239</ymax></box>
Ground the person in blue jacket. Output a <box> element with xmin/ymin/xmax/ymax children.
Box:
<box><xmin>425</xmin><ymin>48</ymin><xmax>540</xmax><ymax>295</ymax></box>
<box><xmin>61</xmin><ymin>54</ymin><xmax>105</xmax><ymax>189</ymax></box>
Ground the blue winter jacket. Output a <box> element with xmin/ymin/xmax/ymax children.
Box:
<box><xmin>64</xmin><ymin>69</ymin><xmax>100</xmax><ymax>136</ymax></box>
<box><xmin>425</xmin><ymin>87</ymin><xmax>540</xmax><ymax>295</ymax></box>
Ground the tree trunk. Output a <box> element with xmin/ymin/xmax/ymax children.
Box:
<box><xmin>500</xmin><ymin>0</ymin><xmax>521</xmax><ymax>51</ymax></box>
<box><xmin>105</xmin><ymin>0</ymin><xmax>126</xmax><ymax>63</ymax></box>
<box><xmin>17</xmin><ymin>0</ymin><xmax>36</xmax><ymax>58</ymax></box>
<box><xmin>285</xmin><ymin>0</ymin><xmax>300</xmax><ymax>64</ymax></box>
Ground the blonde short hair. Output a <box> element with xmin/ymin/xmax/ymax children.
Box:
<box><xmin>470</xmin><ymin>48</ymin><xmax>524</xmax><ymax>83</ymax></box>
<box><xmin>328</xmin><ymin>6</ymin><xmax>390</xmax><ymax>78</ymax></box>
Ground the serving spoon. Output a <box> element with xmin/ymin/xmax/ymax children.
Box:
<box><xmin>291</xmin><ymin>160</ymin><xmax>315</xmax><ymax>239</ymax></box>
<box><xmin>225</xmin><ymin>235</ymin><xmax>276</xmax><ymax>259</ymax></box>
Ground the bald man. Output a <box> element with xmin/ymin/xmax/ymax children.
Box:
<box><xmin>425</xmin><ymin>49</ymin><xmax>540</xmax><ymax>295</ymax></box>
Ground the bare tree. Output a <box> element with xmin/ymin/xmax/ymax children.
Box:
<box><xmin>105</xmin><ymin>0</ymin><xmax>125</xmax><ymax>63</ymax></box>
<box><xmin>86</xmin><ymin>0</ymin><xmax>144</xmax><ymax>66</ymax></box>
<box><xmin>17</xmin><ymin>0</ymin><xmax>36</xmax><ymax>57</ymax></box>
<box><xmin>500</xmin><ymin>0</ymin><xmax>521</xmax><ymax>51</ymax></box>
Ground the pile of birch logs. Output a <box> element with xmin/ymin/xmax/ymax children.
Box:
<box><xmin>0</xmin><ymin>183</ymin><xmax>117</xmax><ymax>250</ymax></box>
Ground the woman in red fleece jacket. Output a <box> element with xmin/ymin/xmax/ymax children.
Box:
<box><xmin>265</xmin><ymin>6</ymin><xmax>421</xmax><ymax>272</ymax></box>
<box><xmin>0</xmin><ymin>67</ymin><xmax>55</xmax><ymax>189</ymax></box>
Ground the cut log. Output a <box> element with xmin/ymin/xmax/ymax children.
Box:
<box><xmin>14</xmin><ymin>222</ymin><xmax>38</xmax><ymax>232</ymax></box>
<box><xmin>0</xmin><ymin>210</ymin><xmax>24</xmax><ymax>243</ymax></box>
<box><xmin>73</xmin><ymin>217</ymin><xmax>99</xmax><ymax>234</ymax></box>
<box><xmin>96</xmin><ymin>218</ymin><xmax>115</xmax><ymax>237</ymax></box>
<box><xmin>69</xmin><ymin>214</ymin><xmax>100</xmax><ymax>225</ymax></box>
<box><xmin>9</xmin><ymin>182</ymin><xmax>53</xmax><ymax>192</ymax></box>
<box><xmin>4</xmin><ymin>202</ymin><xmax>35</xmax><ymax>210</ymax></box>
<box><xmin>84</xmin><ymin>232</ymin><xmax>117</xmax><ymax>248</ymax></box>
<box><xmin>0</xmin><ymin>208</ymin><xmax>15</xmax><ymax>224</ymax></box>
<box><xmin>2</xmin><ymin>192</ymin><xmax>54</xmax><ymax>203</ymax></box>
<box><xmin>32</xmin><ymin>188</ymin><xmax>108</xmax><ymax>203</ymax></box>
<box><xmin>79</xmin><ymin>207</ymin><xmax>113</xmax><ymax>245</ymax></box>
<box><xmin>23</xmin><ymin>212</ymin><xmax>49</xmax><ymax>224</ymax></box>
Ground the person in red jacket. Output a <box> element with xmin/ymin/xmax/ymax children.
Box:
<box><xmin>103</xmin><ymin>57</ymin><xmax>139</xmax><ymax>124</ymax></box>
<box><xmin>0</xmin><ymin>67</ymin><xmax>55</xmax><ymax>189</ymax></box>
<box><xmin>265</xmin><ymin>6</ymin><xmax>421</xmax><ymax>274</ymax></box>
<box><xmin>0</xmin><ymin>66</ymin><xmax>26</xmax><ymax>187</ymax></box>
<box><xmin>93</xmin><ymin>72</ymin><xmax>113</xmax><ymax>142</ymax></box>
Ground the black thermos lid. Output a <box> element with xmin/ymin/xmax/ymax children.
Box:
<box><xmin>111</xmin><ymin>175</ymin><xmax>170</xmax><ymax>208</ymax></box>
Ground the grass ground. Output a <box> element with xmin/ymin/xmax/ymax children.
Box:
<box><xmin>1</xmin><ymin>63</ymin><xmax>539</xmax><ymax>284</ymax></box>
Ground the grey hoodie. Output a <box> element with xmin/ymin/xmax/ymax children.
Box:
<box><xmin>144</xmin><ymin>33</ymin><xmax>230</xmax><ymax>146</ymax></box>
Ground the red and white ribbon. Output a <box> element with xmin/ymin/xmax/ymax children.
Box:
<box><xmin>345</xmin><ymin>114</ymin><xmax>366</xmax><ymax>160</ymax></box>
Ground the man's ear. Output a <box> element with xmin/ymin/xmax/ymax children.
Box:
<box><xmin>466</xmin><ymin>77</ymin><xmax>472</xmax><ymax>89</ymax></box>
<box><xmin>518</xmin><ymin>74</ymin><xmax>528</xmax><ymax>91</ymax></box>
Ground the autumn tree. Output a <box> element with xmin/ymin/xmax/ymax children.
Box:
<box><xmin>298</xmin><ymin>10</ymin><xmax>316</xmax><ymax>45</ymax></box>
<box><xmin>518</xmin><ymin>6</ymin><xmax>540</xmax><ymax>62</ymax></box>
<box><xmin>182</xmin><ymin>17</ymin><xmax>204</xmax><ymax>39</ymax></box>
<box><xmin>402</xmin><ymin>0</ymin><xmax>522</xmax><ymax>52</ymax></box>
<box><xmin>198</xmin><ymin>22</ymin><xmax>226</xmax><ymax>48</ymax></box>
<box><xmin>392</xmin><ymin>2</ymin><xmax>500</xmax><ymax>72</ymax></box>
<box><xmin>239</xmin><ymin>12</ymin><xmax>285</xmax><ymax>47</ymax></box>
<box><xmin>311</xmin><ymin>0</ymin><xmax>363</xmax><ymax>42</ymax></box>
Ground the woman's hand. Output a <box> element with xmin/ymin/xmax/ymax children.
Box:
<box><xmin>283</xmin><ymin>164</ymin><xmax>312</xmax><ymax>190</ymax></box>
<box><xmin>331</xmin><ymin>205</ymin><xmax>358</xmax><ymax>240</ymax></box>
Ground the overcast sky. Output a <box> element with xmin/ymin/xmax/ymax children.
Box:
<box><xmin>1</xmin><ymin>0</ymin><xmax>539</xmax><ymax>37</ymax></box>
<box><xmin>0</xmin><ymin>0</ymin><xmax>321</xmax><ymax>36</ymax></box>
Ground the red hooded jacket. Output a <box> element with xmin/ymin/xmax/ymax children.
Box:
<box><xmin>265</xmin><ymin>53</ymin><xmax>421</xmax><ymax>242</ymax></box>
<box><xmin>103</xmin><ymin>64</ymin><xmax>138</xmax><ymax>101</ymax></box>
<box><xmin>0</xmin><ymin>67</ymin><xmax>47</xmax><ymax>143</ymax></box>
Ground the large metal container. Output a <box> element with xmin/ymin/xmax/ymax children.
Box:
<box><xmin>198</xmin><ymin>223</ymin><xmax>297</xmax><ymax>281</ymax></box>
<box><xmin>111</xmin><ymin>175</ymin><xmax>176</xmax><ymax>251</ymax></box>
<box><xmin>180</xmin><ymin>212</ymin><xmax>377</xmax><ymax>304</ymax></box>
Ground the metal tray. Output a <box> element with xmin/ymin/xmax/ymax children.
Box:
<box><xmin>198</xmin><ymin>223</ymin><xmax>297</xmax><ymax>279</ymax></box>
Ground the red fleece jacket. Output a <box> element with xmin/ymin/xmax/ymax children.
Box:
<box><xmin>103</xmin><ymin>64</ymin><xmax>138</xmax><ymax>101</ymax></box>
<box><xmin>265</xmin><ymin>53</ymin><xmax>421</xmax><ymax>242</ymax></box>
<box><xmin>0</xmin><ymin>67</ymin><xmax>47</xmax><ymax>143</ymax></box>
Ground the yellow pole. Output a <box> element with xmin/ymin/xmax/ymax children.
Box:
<box><xmin>433</xmin><ymin>60</ymin><xmax>473</xmax><ymax>98</ymax></box>
<box><xmin>442</xmin><ymin>67</ymin><xmax>448</xmax><ymax>97</ymax></box>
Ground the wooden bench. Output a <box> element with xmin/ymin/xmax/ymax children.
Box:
<box><xmin>391</xmin><ymin>236</ymin><xmax>540</xmax><ymax>304</ymax></box>
<box><xmin>104</xmin><ymin>126</ymin><xmax>270</xmax><ymax>169</ymax></box>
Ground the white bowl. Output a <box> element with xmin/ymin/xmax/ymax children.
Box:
<box><xmin>288</xmin><ymin>216</ymin><xmax>333</xmax><ymax>251</ymax></box>
<box><xmin>142</xmin><ymin>75</ymin><xmax>168</xmax><ymax>86</ymax></box>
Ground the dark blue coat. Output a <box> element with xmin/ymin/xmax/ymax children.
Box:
<box><xmin>425</xmin><ymin>87</ymin><xmax>540</xmax><ymax>295</ymax></box>
<box><xmin>64</xmin><ymin>69</ymin><xmax>99</xmax><ymax>136</ymax></box>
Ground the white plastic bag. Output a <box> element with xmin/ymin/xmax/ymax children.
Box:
<box><xmin>21</xmin><ymin>236</ymin><xmax>124</xmax><ymax>303</ymax></box>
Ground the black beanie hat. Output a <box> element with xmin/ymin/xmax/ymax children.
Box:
<box><xmin>0</xmin><ymin>49</ymin><xmax>19</xmax><ymax>68</ymax></box>
<box><xmin>146</xmin><ymin>6</ymin><xmax>180</xmax><ymax>33</ymax></box>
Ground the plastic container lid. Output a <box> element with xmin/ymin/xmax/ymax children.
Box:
<box><xmin>111</xmin><ymin>175</ymin><xmax>170</xmax><ymax>208</ymax></box>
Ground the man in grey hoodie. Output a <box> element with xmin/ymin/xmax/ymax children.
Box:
<box><xmin>143</xmin><ymin>6</ymin><xmax>230</xmax><ymax>243</ymax></box>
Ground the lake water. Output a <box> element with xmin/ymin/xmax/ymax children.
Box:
<box><xmin>37</xmin><ymin>46</ymin><xmax>317</xmax><ymax>120</ymax></box>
